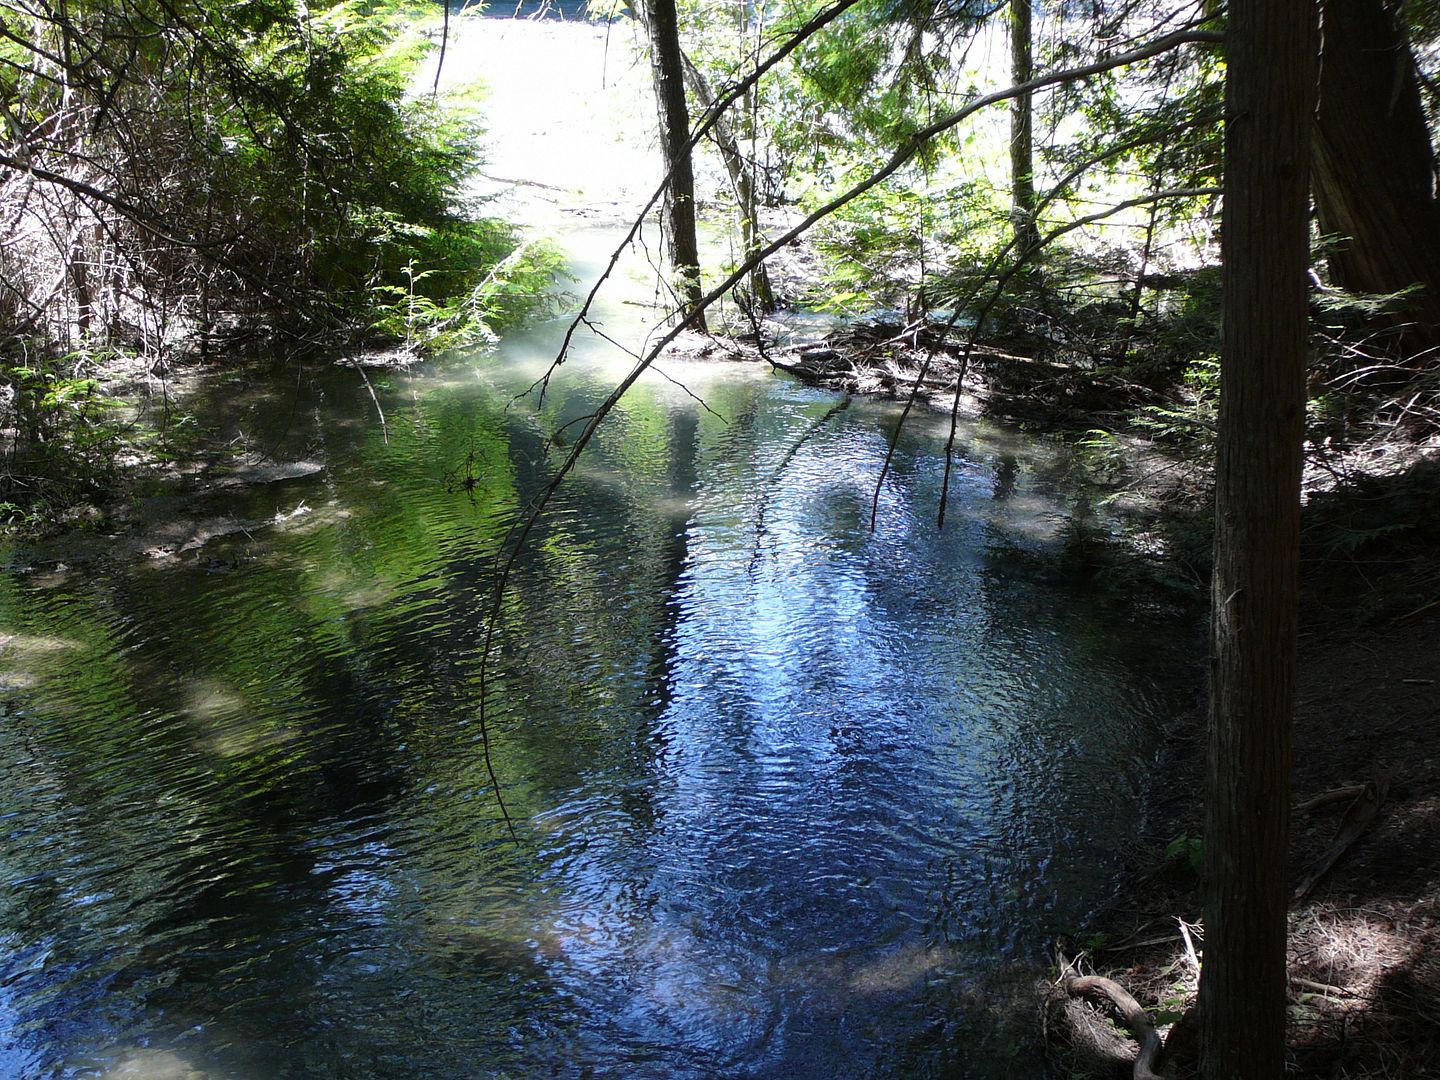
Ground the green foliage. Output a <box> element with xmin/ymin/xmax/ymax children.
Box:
<box><xmin>1132</xmin><ymin>356</ymin><xmax>1219</xmax><ymax>447</ymax></box>
<box><xmin>0</xmin><ymin>0</ymin><xmax>548</xmax><ymax>350</ymax></box>
<box><xmin>665</xmin><ymin>0</ymin><xmax>1226</xmax><ymax>326</ymax></box>
<box><xmin>368</xmin><ymin>238</ymin><xmax>567</xmax><ymax>349</ymax></box>
<box><xmin>809</xmin><ymin>172</ymin><xmax>1010</xmax><ymax>312</ymax></box>
<box><xmin>1317</xmin><ymin>521</ymin><xmax>1416</xmax><ymax>557</ymax></box>
<box><xmin>0</xmin><ymin>0</ymin><xmax>563</xmax><ymax>518</ymax></box>
<box><xmin>1153</xmin><ymin>986</ymin><xmax>1193</xmax><ymax>1027</ymax></box>
<box><xmin>0</xmin><ymin>351</ymin><xmax>127</xmax><ymax>514</ymax></box>
<box><xmin>180</xmin><ymin>0</ymin><xmax>510</xmax><ymax>331</ymax></box>
<box><xmin>1164</xmin><ymin>832</ymin><xmax>1204</xmax><ymax>879</ymax></box>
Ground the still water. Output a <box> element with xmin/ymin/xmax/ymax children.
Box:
<box><xmin>0</xmin><ymin>221</ymin><xmax>1194</xmax><ymax>1077</ymax></box>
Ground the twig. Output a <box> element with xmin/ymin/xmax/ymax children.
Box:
<box><xmin>649</xmin><ymin>364</ymin><xmax>728</xmax><ymax>422</ymax></box>
<box><xmin>1095</xmin><ymin>932</ymin><xmax>1185</xmax><ymax>954</ymax></box>
<box><xmin>935</xmin><ymin>186</ymin><xmax>1219</xmax><ymax>527</ymax></box>
<box><xmin>1295</xmin><ymin>784</ymin><xmax>1370</xmax><ymax>816</ymax></box>
<box><xmin>1394</xmin><ymin>596</ymin><xmax>1440</xmax><ymax>626</ymax></box>
<box><xmin>750</xmin><ymin>395</ymin><xmax>851</xmax><ymax>570</ymax></box>
<box><xmin>431</xmin><ymin>0</ymin><xmax>450</xmax><ymax>97</ymax></box>
<box><xmin>1177</xmin><ymin>917</ymin><xmax>1201</xmax><ymax>975</ymax></box>
<box><xmin>1289</xmin><ymin>975</ymin><xmax>1356</xmax><ymax>999</ymax></box>
<box><xmin>356</xmin><ymin>366</ymin><xmax>389</xmax><ymax>445</ymax></box>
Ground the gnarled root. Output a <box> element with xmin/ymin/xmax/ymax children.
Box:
<box><xmin>1062</xmin><ymin>972</ymin><xmax>1165</xmax><ymax>1080</ymax></box>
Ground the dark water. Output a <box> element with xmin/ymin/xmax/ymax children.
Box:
<box><xmin>0</xmin><ymin>229</ymin><xmax>1196</xmax><ymax>1077</ymax></box>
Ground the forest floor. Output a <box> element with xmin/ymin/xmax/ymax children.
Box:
<box><xmin>688</xmin><ymin>319</ymin><xmax>1440</xmax><ymax>1077</ymax></box>
<box><xmin>1050</xmin><ymin>483</ymin><xmax>1440</xmax><ymax>1080</ymax></box>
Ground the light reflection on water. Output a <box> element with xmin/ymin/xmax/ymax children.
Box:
<box><xmin>0</xmin><ymin>230</ymin><xmax>1197</xmax><ymax>1077</ymax></box>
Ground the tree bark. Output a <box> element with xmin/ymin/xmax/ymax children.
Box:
<box><xmin>1312</xmin><ymin>0</ymin><xmax>1440</xmax><ymax>352</ymax></box>
<box><xmin>1198</xmin><ymin>0</ymin><xmax>1315</xmax><ymax>1076</ymax></box>
<box><xmin>679</xmin><ymin>54</ymin><xmax>775</xmax><ymax>313</ymax></box>
<box><xmin>1009</xmin><ymin>0</ymin><xmax>1038</xmax><ymax>255</ymax></box>
<box><xmin>639</xmin><ymin>0</ymin><xmax>706</xmax><ymax>328</ymax></box>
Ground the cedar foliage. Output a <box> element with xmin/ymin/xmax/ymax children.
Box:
<box><xmin>0</xmin><ymin>0</ymin><xmax>543</xmax><ymax>511</ymax></box>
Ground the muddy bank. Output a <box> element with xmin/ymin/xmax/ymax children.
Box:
<box><xmin>684</xmin><ymin>318</ymin><xmax>1026</xmax><ymax>411</ymax></box>
<box><xmin>685</xmin><ymin>314</ymin><xmax>1192</xmax><ymax>421</ymax></box>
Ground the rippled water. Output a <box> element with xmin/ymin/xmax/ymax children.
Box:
<box><xmin>0</xmin><ymin>221</ymin><xmax>1196</xmax><ymax>1078</ymax></box>
<box><xmin>0</xmin><ymin>17</ymin><xmax>1198</xmax><ymax>1075</ymax></box>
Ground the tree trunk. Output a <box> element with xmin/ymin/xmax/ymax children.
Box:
<box><xmin>679</xmin><ymin>54</ymin><xmax>775</xmax><ymax>314</ymax></box>
<box><xmin>1312</xmin><ymin>0</ymin><xmax>1440</xmax><ymax>352</ymax></box>
<box><xmin>1198</xmin><ymin>0</ymin><xmax>1315</xmax><ymax>1076</ymax></box>
<box><xmin>639</xmin><ymin>0</ymin><xmax>706</xmax><ymax>329</ymax></box>
<box><xmin>1009</xmin><ymin>0</ymin><xmax>1038</xmax><ymax>255</ymax></box>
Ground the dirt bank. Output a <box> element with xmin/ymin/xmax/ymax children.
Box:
<box><xmin>1046</xmin><ymin>459</ymin><xmax>1440</xmax><ymax>1078</ymax></box>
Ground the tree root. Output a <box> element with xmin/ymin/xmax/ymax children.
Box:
<box><xmin>1292</xmin><ymin>779</ymin><xmax>1388</xmax><ymax>904</ymax></box>
<box><xmin>1061</xmin><ymin>970</ymin><xmax>1165</xmax><ymax>1080</ymax></box>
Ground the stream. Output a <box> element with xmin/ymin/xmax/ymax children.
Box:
<box><xmin>0</xmin><ymin>15</ymin><xmax>1198</xmax><ymax>1079</ymax></box>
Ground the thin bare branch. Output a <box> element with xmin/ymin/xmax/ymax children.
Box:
<box><xmin>515</xmin><ymin>0</ymin><xmax>873</xmax><ymax>407</ymax></box>
<box><xmin>477</xmin><ymin>23</ymin><xmax>1223</xmax><ymax>833</ymax></box>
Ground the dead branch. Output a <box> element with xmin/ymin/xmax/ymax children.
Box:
<box><xmin>1292</xmin><ymin>780</ymin><xmax>1389</xmax><ymax>905</ymax></box>
<box><xmin>1295</xmin><ymin>784</ymin><xmax>1371</xmax><ymax>815</ymax></box>
<box><xmin>1289</xmin><ymin>975</ymin><xmax>1358</xmax><ymax>999</ymax></box>
<box><xmin>1394</xmin><ymin>595</ymin><xmax>1440</xmax><ymax>625</ymax></box>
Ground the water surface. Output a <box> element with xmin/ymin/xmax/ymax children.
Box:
<box><xmin>0</xmin><ymin>240</ymin><xmax>1193</xmax><ymax>1077</ymax></box>
<box><xmin>0</xmin><ymin>20</ymin><xmax>1198</xmax><ymax>1079</ymax></box>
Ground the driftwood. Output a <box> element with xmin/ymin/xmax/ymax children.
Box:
<box><xmin>757</xmin><ymin>320</ymin><xmax>1010</xmax><ymax>401</ymax></box>
<box><xmin>681</xmin><ymin>320</ymin><xmax>1043</xmax><ymax>406</ymax></box>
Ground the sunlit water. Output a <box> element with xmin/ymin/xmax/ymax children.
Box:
<box><xmin>0</xmin><ymin>17</ymin><xmax>1198</xmax><ymax>1080</ymax></box>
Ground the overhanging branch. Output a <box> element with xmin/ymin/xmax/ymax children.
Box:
<box><xmin>477</xmin><ymin>20</ymin><xmax>1224</xmax><ymax>833</ymax></box>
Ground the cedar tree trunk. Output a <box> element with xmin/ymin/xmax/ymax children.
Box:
<box><xmin>1313</xmin><ymin>0</ymin><xmax>1440</xmax><ymax>352</ymax></box>
<box><xmin>640</xmin><ymin>0</ymin><xmax>706</xmax><ymax>328</ymax></box>
<box><xmin>1198</xmin><ymin>0</ymin><xmax>1316</xmax><ymax>1076</ymax></box>
<box><xmin>1009</xmin><ymin>0</ymin><xmax>1039</xmax><ymax>254</ymax></box>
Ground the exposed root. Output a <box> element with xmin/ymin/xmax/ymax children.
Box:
<box><xmin>1292</xmin><ymin>779</ymin><xmax>1388</xmax><ymax>905</ymax></box>
<box><xmin>1058</xmin><ymin>954</ymin><xmax>1166</xmax><ymax>1080</ymax></box>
